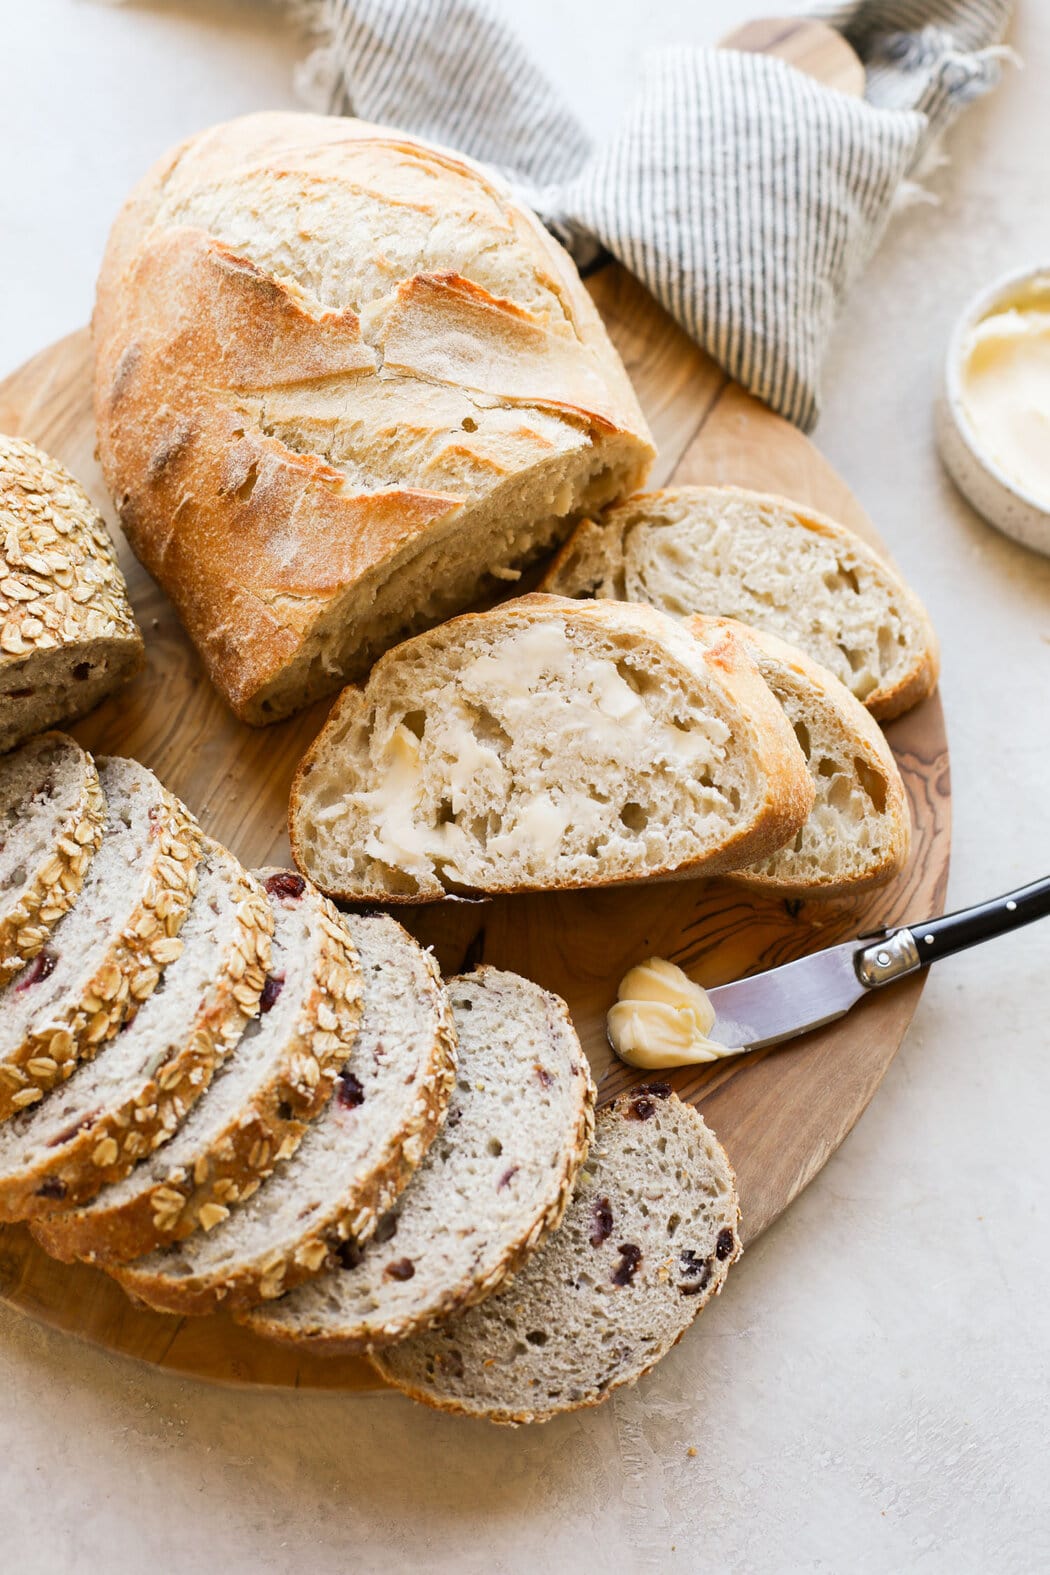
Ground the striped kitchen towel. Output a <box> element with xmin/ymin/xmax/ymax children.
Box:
<box><xmin>292</xmin><ymin>0</ymin><xmax>1013</xmax><ymax>431</ymax></box>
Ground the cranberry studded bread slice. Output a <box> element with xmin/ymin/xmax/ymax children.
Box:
<box><xmin>689</xmin><ymin>618</ymin><xmax>911</xmax><ymax>898</ymax></box>
<box><xmin>245</xmin><ymin>967</ymin><xmax>595</xmax><ymax>1353</ymax></box>
<box><xmin>290</xmin><ymin>594</ymin><xmax>813</xmax><ymax>904</ymax></box>
<box><xmin>541</xmin><ymin>486</ymin><xmax>939</xmax><ymax>721</ymax></box>
<box><xmin>33</xmin><ymin>870</ymin><xmax>359</xmax><ymax>1266</ymax></box>
<box><xmin>0</xmin><ymin>434</ymin><xmax>144</xmax><ymax>753</ymax></box>
<box><xmin>0</xmin><ymin>758</ymin><xmax>200</xmax><ymax>1122</ymax></box>
<box><xmin>0</xmin><ymin>842</ymin><xmax>272</xmax><ymax>1222</ymax></box>
<box><xmin>0</xmin><ymin>733</ymin><xmax>105</xmax><ymax>988</ymax></box>
<box><xmin>374</xmin><ymin>1087</ymin><xmax>741</xmax><ymax>1425</ymax></box>
<box><xmin>112</xmin><ymin>914</ymin><xmax>456</xmax><ymax>1315</ymax></box>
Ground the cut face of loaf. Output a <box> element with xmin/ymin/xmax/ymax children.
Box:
<box><xmin>243</xmin><ymin>967</ymin><xmax>596</xmax><ymax>1353</ymax></box>
<box><xmin>690</xmin><ymin>618</ymin><xmax>911</xmax><ymax>898</ymax></box>
<box><xmin>0</xmin><ymin>842</ymin><xmax>272</xmax><ymax>1222</ymax></box>
<box><xmin>373</xmin><ymin>1087</ymin><xmax>741</xmax><ymax>1425</ymax></box>
<box><xmin>542</xmin><ymin>485</ymin><xmax>939</xmax><ymax>721</ymax></box>
<box><xmin>111</xmin><ymin>914</ymin><xmax>456</xmax><ymax>1315</ymax></box>
<box><xmin>0</xmin><ymin>758</ymin><xmax>201</xmax><ymax>1122</ymax></box>
<box><xmin>0</xmin><ymin>733</ymin><xmax>105</xmax><ymax>988</ymax></box>
<box><xmin>0</xmin><ymin>435</ymin><xmax>144</xmax><ymax>753</ymax></box>
<box><xmin>93</xmin><ymin>112</ymin><xmax>654</xmax><ymax>723</ymax></box>
<box><xmin>32</xmin><ymin>871</ymin><xmax>360</xmax><ymax>1267</ymax></box>
<box><xmin>290</xmin><ymin>595</ymin><xmax>814</xmax><ymax>902</ymax></box>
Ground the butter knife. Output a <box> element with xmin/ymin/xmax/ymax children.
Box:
<box><xmin>703</xmin><ymin>875</ymin><xmax>1050</xmax><ymax>1052</ymax></box>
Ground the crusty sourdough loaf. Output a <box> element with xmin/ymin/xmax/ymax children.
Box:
<box><xmin>0</xmin><ymin>758</ymin><xmax>200</xmax><ymax>1122</ymax></box>
<box><xmin>0</xmin><ymin>435</ymin><xmax>144</xmax><ymax>752</ymax></box>
<box><xmin>374</xmin><ymin>1086</ymin><xmax>740</xmax><ymax>1425</ymax></box>
<box><xmin>33</xmin><ymin>870</ymin><xmax>359</xmax><ymax>1266</ymax></box>
<box><xmin>111</xmin><ymin>913</ymin><xmax>456</xmax><ymax>1314</ymax></box>
<box><xmin>93</xmin><ymin>112</ymin><xmax>654</xmax><ymax>724</ymax></box>
<box><xmin>541</xmin><ymin>485</ymin><xmax>939</xmax><ymax>721</ymax></box>
<box><xmin>244</xmin><ymin>967</ymin><xmax>595</xmax><ymax>1353</ymax></box>
<box><xmin>0</xmin><ymin>842</ymin><xmax>272</xmax><ymax>1222</ymax></box>
<box><xmin>289</xmin><ymin>594</ymin><xmax>814</xmax><ymax>903</ymax></box>
<box><xmin>690</xmin><ymin>618</ymin><xmax>911</xmax><ymax>897</ymax></box>
<box><xmin>0</xmin><ymin>733</ymin><xmax>105</xmax><ymax>988</ymax></box>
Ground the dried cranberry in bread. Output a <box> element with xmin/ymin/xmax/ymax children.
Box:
<box><xmin>93</xmin><ymin>112</ymin><xmax>653</xmax><ymax>724</ymax></box>
<box><xmin>0</xmin><ymin>434</ymin><xmax>144</xmax><ymax>752</ymax></box>
<box><xmin>0</xmin><ymin>842</ymin><xmax>271</xmax><ymax>1221</ymax></box>
<box><xmin>374</xmin><ymin>1088</ymin><xmax>740</xmax><ymax>1425</ymax></box>
<box><xmin>0</xmin><ymin>757</ymin><xmax>200</xmax><ymax>1121</ymax></box>
<box><xmin>33</xmin><ymin>870</ymin><xmax>359</xmax><ymax>1266</ymax></box>
<box><xmin>0</xmin><ymin>733</ymin><xmax>105</xmax><ymax>989</ymax></box>
<box><xmin>110</xmin><ymin>913</ymin><xmax>455</xmax><ymax>1314</ymax></box>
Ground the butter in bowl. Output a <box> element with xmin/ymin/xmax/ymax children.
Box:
<box><xmin>937</xmin><ymin>264</ymin><xmax>1050</xmax><ymax>555</ymax></box>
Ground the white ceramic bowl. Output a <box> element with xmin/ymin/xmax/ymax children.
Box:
<box><xmin>936</xmin><ymin>263</ymin><xmax>1050</xmax><ymax>557</ymax></box>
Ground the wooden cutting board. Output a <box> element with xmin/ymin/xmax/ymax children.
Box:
<box><xmin>0</xmin><ymin>19</ymin><xmax>948</xmax><ymax>1392</ymax></box>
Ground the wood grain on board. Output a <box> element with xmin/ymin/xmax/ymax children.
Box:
<box><xmin>0</xmin><ymin>19</ymin><xmax>950</xmax><ymax>1392</ymax></box>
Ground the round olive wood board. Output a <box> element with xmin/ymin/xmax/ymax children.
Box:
<box><xmin>0</xmin><ymin>18</ymin><xmax>949</xmax><ymax>1393</ymax></box>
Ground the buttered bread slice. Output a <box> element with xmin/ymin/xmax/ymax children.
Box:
<box><xmin>112</xmin><ymin>914</ymin><xmax>455</xmax><ymax>1315</ymax></box>
<box><xmin>542</xmin><ymin>486</ymin><xmax>939</xmax><ymax>720</ymax></box>
<box><xmin>0</xmin><ymin>757</ymin><xmax>201</xmax><ymax>1121</ymax></box>
<box><xmin>690</xmin><ymin>618</ymin><xmax>911</xmax><ymax>898</ymax></box>
<box><xmin>290</xmin><ymin>595</ymin><xmax>813</xmax><ymax>903</ymax></box>
<box><xmin>374</xmin><ymin>1086</ymin><xmax>740</xmax><ymax>1425</ymax></box>
<box><xmin>0</xmin><ymin>733</ymin><xmax>105</xmax><ymax>988</ymax></box>
<box><xmin>244</xmin><ymin>967</ymin><xmax>595</xmax><ymax>1353</ymax></box>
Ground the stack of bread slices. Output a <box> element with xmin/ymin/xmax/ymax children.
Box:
<box><xmin>1</xmin><ymin>732</ymin><xmax>740</xmax><ymax>1424</ymax></box>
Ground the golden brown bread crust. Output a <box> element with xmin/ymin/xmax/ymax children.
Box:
<box><xmin>288</xmin><ymin>594</ymin><xmax>815</xmax><ymax>903</ymax></box>
<box><xmin>93</xmin><ymin>113</ymin><xmax>653</xmax><ymax>724</ymax></box>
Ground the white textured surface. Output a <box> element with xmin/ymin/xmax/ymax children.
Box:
<box><xmin>1</xmin><ymin>3</ymin><xmax>1049</xmax><ymax>1571</ymax></box>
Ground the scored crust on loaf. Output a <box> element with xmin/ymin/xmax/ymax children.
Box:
<box><xmin>689</xmin><ymin>618</ymin><xmax>911</xmax><ymax>898</ymax></box>
<box><xmin>0</xmin><ymin>842</ymin><xmax>272</xmax><ymax>1223</ymax></box>
<box><xmin>111</xmin><ymin>913</ymin><xmax>456</xmax><ymax>1315</ymax></box>
<box><xmin>373</xmin><ymin>1087</ymin><xmax>741</xmax><ymax>1426</ymax></box>
<box><xmin>93</xmin><ymin>112</ymin><xmax>654</xmax><ymax>723</ymax></box>
<box><xmin>32</xmin><ymin>870</ymin><xmax>360</xmax><ymax>1267</ymax></box>
<box><xmin>243</xmin><ymin>966</ymin><xmax>595</xmax><ymax>1353</ymax></box>
<box><xmin>289</xmin><ymin>594</ymin><xmax>814</xmax><ymax>903</ymax></box>
<box><xmin>0</xmin><ymin>434</ymin><xmax>144</xmax><ymax>753</ymax></box>
<box><xmin>0</xmin><ymin>758</ymin><xmax>201</xmax><ymax>1123</ymax></box>
<box><xmin>541</xmin><ymin>485</ymin><xmax>939</xmax><ymax>721</ymax></box>
<box><xmin>0</xmin><ymin>733</ymin><xmax>106</xmax><ymax>988</ymax></box>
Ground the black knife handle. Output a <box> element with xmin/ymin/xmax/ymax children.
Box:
<box><xmin>905</xmin><ymin>874</ymin><xmax>1050</xmax><ymax>966</ymax></box>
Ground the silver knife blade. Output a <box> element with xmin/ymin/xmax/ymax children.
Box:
<box><xmin>703</xmin><ymin>940</ymin><xmax>868</xmax><ymax>1052</ymax></box>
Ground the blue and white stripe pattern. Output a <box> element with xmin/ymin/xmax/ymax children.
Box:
<box><xmin>294</xmin><ymin>0</ymin><xmax>1012</xmax><ymax>431</ymax></box>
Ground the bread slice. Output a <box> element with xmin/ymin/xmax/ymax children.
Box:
<box><xmin>0</xmin><ymin>732</ymin><xmax>105</xmax><ymax>988</ymax></box>
<box><xmin>374</xmin><ymin>1086</ymin><xmax>740</xmax><ymax>1425</ymax></box>
<box><xmin>243</xmin><ymin>967</ymin><xmax>595</xmax><ymax>1353</ymax></box>
<box><xmin>0</xmin><ymin>434</ymin><xmax>144</xmax><ymax>752</ymax></box>
<box><xmin>541</xmin><ymin>486</ymin><xmax>939</xmax><ymax>721</ymax></box>
<box><xmin>690</xmin><ymin>618</ymin><xmax>911</xmax><ymax>897</ymax></box>
<box><xmin>32</xmin><ymin>870</ymin><xmax>359</xmax><ymax>1266</ymax></box>
<box><xmin>289</xmin><ymin>594</ymin><xmax>814</xmax><ymax>903</ymax></box>
<box><xmin>0</xmin><ymin>842</ymin><xmax>272</xmax><ymax>1222</ymax></box>
<box><xmin>110</xmin><ymin>913</ymin><xmax>456</xmax><ymax>1314</ymax></box>
<box><xmin>0</xmin><ymin>758</ymin><xmax>201</xmax><ymax>1122</ymax></box>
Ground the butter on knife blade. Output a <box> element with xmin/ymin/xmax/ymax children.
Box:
<box><xmin>607</xmin><ymin>957</ymin><xmax>740</xmax><ymax>1070</ymax></box>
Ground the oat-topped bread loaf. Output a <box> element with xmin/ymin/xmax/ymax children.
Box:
<box><xmin>374</xmin><ymin>1086</ymin><xmax>740</xmax><ymax>1425</ymax></box>
<box><xmin>244</xmin><ymin>967</ymin><xmax>595</xmax><ymax>1353</ymax></box>
<box><xmin>0</xmin><ymin>435</ymin><xmax>144</xmax><ymax>752</ymax></box>
<box><xmin>0</xmin><ymin>733</ymin><xmax>105</xmax><ymax>988</ymax></box>
<box><xmin>0</xmin><ymin>842</ymin><xmax>271</xmax><ymax>1222</ymax></box>
<box><xmin>290</xmin><ymin>595</ymin><xmax>814</xmax><ymax>903</ymax></box>
<box><xmin>111</xmin><ymin>913</ymin><xmax>455</xmax><ymax>1314</ymax></box>
<box><xmin>0</xmin><ymin>758</ymin><xmax>200</xmax><ymax>1122</ymax></box>
<box><xmin>690</xmin><ymin>618</ymin><xmax>911</xmax><ymax>898</ymax></box>
<box><xmin>33</xmin><ymin>870</ymin><xmax>359</xmax><ymax>1266</ymax></box>
<box><xmin>542</xmin><ymin>485</ymin><xmax>939</xmax><ymax>720</ymax></box>
<box><xmin>93</xmin><ymin>112</ymin><xmax>654</xmax><ymax>724</ymax></box>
